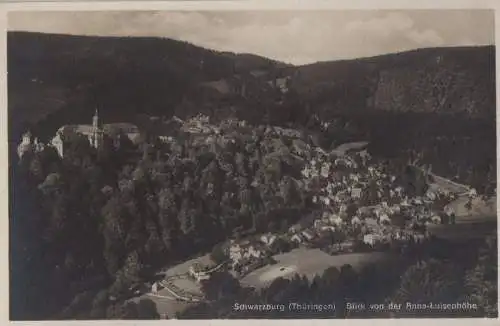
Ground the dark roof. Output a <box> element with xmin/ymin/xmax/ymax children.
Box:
<box><xmin>56</xmin><ymin>123</ymin><xmax>140</xmax><ymax>137</ymax></box>
<box><xmin>103</xmin><ymin>123</ymin><xmax>140</xmax><ymax>135</ymax></box>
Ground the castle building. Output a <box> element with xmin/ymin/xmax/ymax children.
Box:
<box><xmin>50</xmin><ymin>109</ymin><xmax>141</xmax><ymax>158</ymax></box>
<box><xmin>17</xmin><ymin>130</ymin><xmax>33</xmax><ymax>159</ymax></box>
<box><xmin>17</xmin><ymin>131</ymin><xmax>44</xmax><ymax>159</ymax></box>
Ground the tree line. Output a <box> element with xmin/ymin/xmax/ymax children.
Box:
<box><xmin>178</xmin><ymin>236</ymin><xmax>497</xmax><ymax>319</ymax></box>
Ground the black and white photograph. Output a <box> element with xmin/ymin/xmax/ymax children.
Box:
<box><xmin>6</xmin><ymin>5</ymin><xmax>498</xmax><ymax>321</ymax></box>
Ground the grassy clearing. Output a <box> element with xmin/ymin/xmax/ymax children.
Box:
<box><xmin>241</xmin><ymin>248</ymin><xmax>391</xmax><ymax>289</ymax></box>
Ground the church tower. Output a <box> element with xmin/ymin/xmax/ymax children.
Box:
<box><xmin>93</xmin><ymin>108</ymin><xmax>101</xmax><ymax>129</ymax></box>
<box><xmin>17</xmin><ymin>130</ymin><xmax>33</xmax><ymax>159</ymax></box>
<box><xmin>22</xmin><ymin>130</ymin><xmax>32</xmax><ymax>145</ymax></box>
<box><xmin>90</xmin><ymin>108</ymin><xmax>104</xmax><ymax>149</ymax></box>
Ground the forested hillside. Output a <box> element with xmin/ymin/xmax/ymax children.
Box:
<box><xmin>289</xmin><ymin>46</ymin><xmax>495</xmax><ymax>117</ymax></box>
<box><xmin>8</xmin><ymin>32</ymin><xmax>495</xmax><ymax>137</ymax></box>
<box><xmin>8</xmin><ymin>32</ymin><xmax>497</xmax><ymax>320</ymax></box>
<box><xmin>8</xmin><ymin>33</ymin><xmax>496</xmax><ymax>192</ymax></box>
<box><xmin>10</xmin><ymin>118</ymin><xmax>318</xmax><ymax>319</ymax></box>
<box><xmin>7</xmin><ymin>32</ymin><xmax>285</xmax><ymax>139</ymax></box>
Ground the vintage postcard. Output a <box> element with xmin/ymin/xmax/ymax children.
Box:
<box><xmin>2</xmin><ymin>0</ymin><xmax>498</xmax><ymax>323</ymax></box>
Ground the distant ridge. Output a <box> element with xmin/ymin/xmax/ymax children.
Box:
<box><xmin>7</xmin><ymin>31</ymin><xmax>495</xmax><ymax>141</ymax></box>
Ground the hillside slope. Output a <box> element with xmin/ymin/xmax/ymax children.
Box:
<box><xmin>7</xmin><ymin>32</ymin><xmax>285</xmax><ymax>139</ymax></box>
<box><xmin>8</xmin><ymin>33</ymin><xmax>496</xmax><ymax>175</ymax></box>
<box><xmin>289</xmin><ymin>46</ymin><xmax>495</xmax><ymax>118</ymax></box>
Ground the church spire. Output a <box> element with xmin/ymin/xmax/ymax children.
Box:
<box><xmin>91</xmin><ymin>107</ymin><xmax>103</xmax><ymax>149</ymax></box>
<box><xmin>93</xmin><ymin>107</ymin><xmax>100</xmax><ymax>129</ymax></box>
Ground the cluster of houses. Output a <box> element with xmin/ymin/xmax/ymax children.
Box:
<box><xmin>218</xmin><ymin>144</ymin><xmax>465</xmax><ymax>271</ymax></box>
<box><xmin>188</xmin><ymin>263</ymin><xmax>212</xmax><ymax>283</ymax></box>
<box><xmin>145</xmin><ymin>118</ymin><xmax>484</xmax><ymax>303</ymax></box>
<box><xmin>182</xmin><ymin>238</ymin><xmax>274</xmax><ymax>285</ymax></box>
<box><xmin>263</xmin><ymin>126</ymin><xmax>303</xmax><ymax>138</ymax></box>
<box><xmin>226</xmin><ymin>239</ymin><xmax>274</xmax><ymax>276</ymax></box>
<box><xmin>180</xmin><ymin>114</ymin><xmax>223</xmax><ymax>135</ymax></box>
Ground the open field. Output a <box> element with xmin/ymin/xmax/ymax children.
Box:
<box><xmin>411</xmin><ymin>163</ymin><xmax>470</xmax><ymax>195</ymax></box>
<box><xmin>427</xmin><ymin>195</ymin><xmax>497</xmax><ymax>240</ymax></box>
<box><xmin>449</xmin><ymin>196</ymin><xmax>497</xmax><ymax>223</ymax></box>
<box><xmin>172</xmin><ymin>277</ymin><xmax>204</xmax><ymax>296</ymax></box>
<box><xmin>241</xmin><ymin>248</ymin><xmax>391</xmax><ymax>289</ymax></box>
<box><xmin>162</xmin><ymin>253</ymin><xmax>214</xmax><ymax>277</ymax></box>
<box><xmin>427</xmin><ymin>173</ymin><xmax>470</xmax><ymax>194</ymax></box>
<box><xmin>418</xmin><ymin>162</ymin><xmax>496</xmax><ymax>240</ymax></box>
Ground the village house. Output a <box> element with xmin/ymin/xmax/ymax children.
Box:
<box><xmin>363</xmin><ymin>233</ymin><xmax>382</xmax><ymax>246</ymax></box>
<box><xmin>400</xmin><ymin>197</ymin><xmax>411</xmax><ymax>207</ymax></box>
<box><xmin>444</xmin><ymin>205</ymin><xmax>455</xmax><ymax>217</ymax></box>
<box><xmin>189</xmin><ymin>263</ymin><xmax>211</xmax><ymax>283</ymax></box>
<box><xmin>364</xmin><ymin>217</ymin><xmax>379</xmax><ymax>230</ymax></box>
<box><xmin>301</xmin><ymin>229</ymin><xmax>316</xmax><ymax>242</ymax></box>
<box><xmin>372</xmin><ymin>206</ymin><xmax>382</xmax><ymax>218</ymax></box>
<box><xmin>328</xmin><ymin>213</ymin><xmax>344</xmax><ymax>226</ymax></box>
<box><xmin>351</xmin><ymin>187</ymin><xmax>363</xmax><ymax>199</ymax></box>
<box><xmin>245</xmin><ymin>245</ymin><xmax>263</xmax><ymax>259</ymax></box>
<box><xmin>151</xmin><ymin>282</ymin><xmax>159</xmax><ymax>294</ymax></box>
<box><xmin>389</xmin><ymin>189</ymin><xmax>396</xmax><ymax>198</ymax></box>
<box><xmin>431</xmin><ymin>215</ymin><xmax>441</xmax><ymax>224</ymax></box>
<box><xmin>468</xmin><ymin>188</ymin><xmax>478</xmax><ymax>198</ymax></box>
<box><xmin>181</xmin><ymin>114</ymin><xmax>213</xmax><ymax>134</ymax></box>
<box><xmin>291</xmin><ymin>233</ymin><xmax>303</xmax><ymax>244</ymax></box>
<box><xmin>229</xmin><ymin>243</ymin><xmax>243</xmax><ymax>269</ymax></box>
<box><xmin>425</xmin><ymin>189</ymin><xmax>437</xmax><ymax>201</ymax></box>
<box><xmin>288</xmin><ymin>223</ymin><xmax>303</xmax><ymax>234</ymax></box>
<box><xmin>320</xmin><ymin>162</ymin><xmax>331</xmax><ymax>178</ymax></box>
<box><xmin>228</xmin><ymin>239</ymin><xmax>266</xmax><ymax>270</ymax></box>
<box><xmin>390</xmin><ymin>204</ymin><xmax>401</xmax><ymax>215</ymax></box>
<box><xmin>351</xmin><ymin>215</ymin><xmax>362</xmax><ymax>226</ymax></box>
<box><xmin>358</xmin><ymin>149</ymin><xmax>371</xmax><ymax>162</ymax></box>
<box><xmin>395</xmin><ymin>230</ymin><xmax>414</xmax><ymax>241</ymax></box>
<box><xmin>412</xmin><ymin>197</ymin><xmax>423</xmax><ymax>205</ymax></box>
<box><xmin>394</xmin><ymin>186</ymin><xmax>405</xmax><ymax>197</ymax></box>
<box><xmin>313</xmin><ymin>219</ymin><xmax>325</xmax><ymax>229</ymax></box>
<box><xmin>260</xmin><ymin>234</ymin><xmax>277</xmax><ymax>247</ymax></box>
<box><xmin>349</xmin><ymin>173</ymin><xmax>360</xmax><ymax>182</ymax></box>
<box><xmin>158</xmin><ymin>135</ymin><xmax>175</xmax><ymax>143</ymax></box>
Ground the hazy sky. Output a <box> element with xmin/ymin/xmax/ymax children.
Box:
<box><xmin>8</xmin><ymin>10</ymin><xmax>495</xmax><ymax>65</ymax></box>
